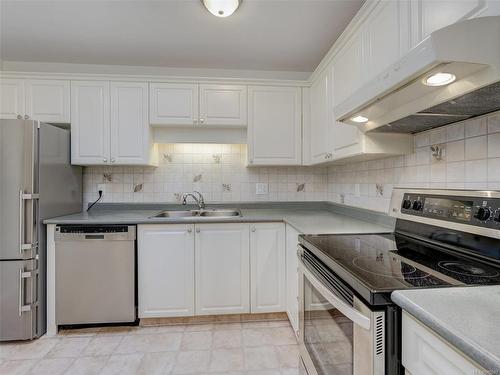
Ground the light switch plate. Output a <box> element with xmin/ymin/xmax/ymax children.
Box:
<box><xmin>256</xmin><ymin>183</ymin><xmax>268</xmax><ymax>195</ymax></box>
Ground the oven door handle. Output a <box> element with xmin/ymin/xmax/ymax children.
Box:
<box><xmin>299</xmin><ymin>260</ymin><xmax>371</xmax><ymax>330</ymax></box>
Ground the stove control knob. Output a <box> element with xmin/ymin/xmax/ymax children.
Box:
<box><xmin>494</xmin><ymin>210</ymin><xmax>500</xmax><ymax>223</ymax></box>
<box><xmin>474</xmin><ymin>207</ymin><xmax>491</xmax><ymax>221</ymax></box>
<box><xmin>412</xmin><ymin>200</ymin><xmax>423</xmax><ymax>211</ymax></box>
<box><xmin>402</xmin><ymin>200</ymin><xmax>412</xmax><ymax>210</ymax></box>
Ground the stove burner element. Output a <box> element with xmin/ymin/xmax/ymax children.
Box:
<box><xmin>352</xmin><ymin>254</ymin><xmax>428</xmax><ymax>279</ymax></box>
<box><xmin>437</xmin><ymin>261</ymin><xmax>500</xmax><ymax>278</ymax></box>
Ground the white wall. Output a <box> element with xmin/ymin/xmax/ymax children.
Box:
<box><xmin>328</xmin><ymin>112</ymin><xmax>500</xmax><ymax>213</ymax></box>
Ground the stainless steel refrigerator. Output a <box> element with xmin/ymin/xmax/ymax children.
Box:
<box><xmin>0</xmin><ymin>119</ymin><xmax>82</xmax><ymax>340</ymax></box>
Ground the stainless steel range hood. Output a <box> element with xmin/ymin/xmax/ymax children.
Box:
<box><xmin>335</xmin><ymin>16</ymin><xmax>500</xmax><ymax>134</ymax></box>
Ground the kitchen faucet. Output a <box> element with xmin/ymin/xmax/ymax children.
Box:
<box><xmin>181</xmin><ymin>191</ymin><xmax>206</xmax><ymax>210</ymax></box>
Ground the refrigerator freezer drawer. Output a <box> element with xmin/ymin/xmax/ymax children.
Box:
<box><xmin>0</xmin><ymin>259</ymin><xmax>37</xmax><ymax>341</ymax></box>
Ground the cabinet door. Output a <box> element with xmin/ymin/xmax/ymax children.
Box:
<box><xmin>285</xmin><ymin>224</ymin><xmax>300</xmax><ymax>335</ymax></box>
<box><xmin>149</xmin><ymin>83</ymin><xmax>198</xmax><ymax>126</ymax></box>
<box><xmin>333</xmin><ymin>32</ymin><xmax>364</xmax><ymax>106</ymax></box>
<box><xmin>138</xmin><ymin>224</ymin><xmax>195</xmax><ymax>318</ymax></box>
<box><xmin>70</xmin><ymin>81</ymin><xmax>110</xmax><ymax>165</ymax></box>
<box><xmin>412</xmin><ymin>0</ymin><xmax>488</xmax><ymax>46</ymax></box>
<box><xmin>364</xmin><ymin>1</ymin><xmax>410</xmax><ymax>82</ymax></box>
<box><xmin>195</xmin><ymin>223</ymin><xmax>250</xmax><ymax>315</ymax></box>
<box><xmin>250</xmin><ymin>223</ymin><xmax>285</xmax><ymax>314</ymax></box>
<box><xmin>308</xmin><ymin>68</ymin><xmax>332</xmax><ymax>164</ymax></box>
<box><xmin>248</xmin><ymin>86</ymin><xmax>301</xmax><ymax>166</ymax></box>
<box><xmin>0</xmin><ymin>78</ymin><xmax>25</xmax><ymax>119</ymax></box>
<box><xmin>25</xmin><ymin>80</ymin><xmax>70</xmax><ymax>123</ymax></box>
<box><xmin>110</xmin><ymin>81</ymin><xmax>156</xmax><ymax>165</ymax></box>
<box><xmin>199</xmin><ymin>84</ymin><xmax>247</xmax><ymax>127</ymax></box>
<box><xmin>331</xmin><ymin>65</ymin><xmax>363</xmax><ymax>159</ymax></box>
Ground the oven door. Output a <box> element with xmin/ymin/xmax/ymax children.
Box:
<box><xmin>298</xmin><ymin>247</ymin><xmax>385</xmax><ymax>375</ymax></box>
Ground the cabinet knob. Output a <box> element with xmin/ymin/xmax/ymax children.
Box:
<box><xmin>251</xmin><ymin>227</ymin><xmax>256</xmax><ymax>232</ymax></box>
<box><xmin>17</xmin><ymin>114</ymin><xmax>22</xmax><ymax>119</ymax></box>
<box><xmin>24</xmin><ymin>115</ymin><xmax>30</xmax><ymax>120</ymax></box>
<box><xmin>199</xmin><ymin>118</ymin><xmax>205</xmax><ymax>124</ymax></box>
<box><xmin>111</xmin><ymin>158</ymin><xmax>115</xmax><ymax>163</ymax></box>
<box><xmin>196</xmin><ymin>228</ymin><xmax>200</xmax><ymax>233</ymax></box>
<box><xmin>103</xmin><ymin>157</ymin><xmax>108</xmax><ymax>163</ymax></box>
<box><xmin>187</xmin><ymin>228</ymin><xmax>192</xmax><ymax>233</ymax></box>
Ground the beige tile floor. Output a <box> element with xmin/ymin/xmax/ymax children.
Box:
<box><xmin>0</xmin><ymin>320</ymin><xmax>300</xmax><ymax>375</ymax></box>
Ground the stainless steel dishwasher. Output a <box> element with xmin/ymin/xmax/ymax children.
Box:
<box><xmin>55</xmin><ymin>225</ymin><xmax>136</xmax><ymax>325</ymax></box>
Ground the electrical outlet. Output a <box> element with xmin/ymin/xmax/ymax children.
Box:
<box><xmin>97</xmin><ymin>184</ymin><xmax>106</xmax><ymax>193</ymax></box>
<box><xmin>256</xmin><ymin>183</ymin><xmax>268</xmax><ymax>195</ymax></box>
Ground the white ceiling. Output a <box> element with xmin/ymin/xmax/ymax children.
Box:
<box><xmin>0</xmin><ymin>0</ymin><xmax>364</xmax><ymax>73</ymax></box>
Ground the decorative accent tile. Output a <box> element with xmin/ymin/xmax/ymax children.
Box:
<box><xmin>134</xmin><ymin>184</ymin><xmax>143</xmax><ymax>193</ymax></box>
<box><xmin>103</xmin><ymin>173</ymin><xmax>113</xmax><ymax>182</ymax></box>
<box><xmin>222</xmin><ymin>183</ymin><xmax>232</xmax><ymax>192</ymax></box>
<box><xmin>296</xmin><ymin>183</ymin><xmax>305</xmax><ymax>192</ymax></box>
<box><xmin>193</xmin><ymin>174</ymin><xmax>202</xmax><ymax>183</ymax></box>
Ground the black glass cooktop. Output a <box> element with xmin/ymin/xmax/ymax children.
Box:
<box><xmin>299</xmin><ymin>232</ymin><xmax>500</xmax><ymax>305</ymax></box>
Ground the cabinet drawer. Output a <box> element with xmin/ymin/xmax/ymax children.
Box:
<box><xmin>402</xmin><ymin>311</ymin><xmax>486</xmax><ymax>375</ymax></box>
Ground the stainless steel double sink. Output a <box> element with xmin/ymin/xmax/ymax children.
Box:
<box><xmin>149</xmin><ymin>208</ymin><xmax>241</xmax><ymax>219</ymax></box>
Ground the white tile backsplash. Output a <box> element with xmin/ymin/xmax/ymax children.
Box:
<box><xmin>83</xmin><ymin>144</ymin><xmax>328</xmax><ymax>205</ymax></box>
<box><xmin>328</xmin><ymin>112</ymin><xmax>500</xmax><ymax>213</ymax></box>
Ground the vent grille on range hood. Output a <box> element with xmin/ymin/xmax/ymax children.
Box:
<box><xmin>335</xmin><ymin>16</ymin><xmax>500</xmax><ymax>134</ymax></box>
<box><xmin>371</xmin><ymin>80</ymin><xmax>500</xmax><ymax>133</ymax></box>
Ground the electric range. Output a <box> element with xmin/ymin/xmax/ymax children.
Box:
<box><xmin>297</xmin><ymin>189</ymin><xmax>500</xmax><ymax>375</ymax></box>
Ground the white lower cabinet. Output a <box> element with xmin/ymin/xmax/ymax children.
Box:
<box><xmin>195</xmin><ymin>223</ymin><xmax>250</xmax><ymax>315</ymax></box>
<box><xmin>250</xmin><ymin>223</ymin><xmax>285</xmax><ymax>313</ymax></box>
<box><xmin>402</xmin><ymin>311</ymin><xmax>487</xmax><ymax>375</ymax></box>
<box><xmin>285</xmin><ymin>224</ymin><xmax>300</xmax><ymax>335</ymax></box>
<box><xmin>138</xmin><ymin>224</ymin><xmax>195</xmax><ymax>318</ymax></box>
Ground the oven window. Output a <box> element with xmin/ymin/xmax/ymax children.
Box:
<box><xmin>304</xmin><ymin>278</ymin><xmax>353</xmax><ymax>374</ymax></box>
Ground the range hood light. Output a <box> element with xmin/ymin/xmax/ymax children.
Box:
<box><xmin>424</xmin><ymin>72</ymin><xmax>456</xmax><ymax>86</ymax></box>
<box><xmin>202</xmin><ymin>0</ymin><xmax>241</xmax><ymax>17</ymax></box>
<box><xmin>351</xmin><ymin>115</ymin><xmax>369</xmax><ymax>123</ymax></box>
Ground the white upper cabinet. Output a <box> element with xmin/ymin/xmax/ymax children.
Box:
<box><xmin>71</xmin><ymin>81</ymin><xmax>110</xmax><ymax>165</ymax></box>
<box><xmin>364</xmin><ymin>1</ymin><xmax>410</xmax><ymax>81</ymax></box>
<box><xmin>250</xmin><ymin>223</ymin><xmax>286</xmax><ymax>314</ymax></box>
<box><xmin>332</xmin><ymin>32</ymin><xmax>364</xmax><ymax>106</ymax></box>
<box><xmin>25</xmin><ymin>80</ymin><xmax>70</xmax><ymax>123</ymax></box>
<box><xmin>195</xmin><ymin>223</ymin><xmax>250</xmax><ymax>315</ymax></box>
<box><xmin>1</xmin><ymin>78</ymin><xmax>70</xmax><ymax>123</ymax></box>
<box><xmin>138</xmin><ymin>224</ymin><xmax>195</xmax><ymax>318</ymax></box>
<box><xmin>247</xmin><ymin>86</ymin><xmax>302</xmax><ymax>166</ymax></box>
<box><xmin>149</xmin><ymin>83</ymin><xmax>199</xmax><ymax>126</ymax></box>
<box><xmin>199</xmin><ymin>84</ymin><xmax>247</xmax><ymax>127</ymax></box>
<box><xmin>0</xmin><ymin>78</ymin><xmax>25</xmax><ymax>120</ymax></box>
<box><xmin>110</xmin><ymin>82</ymin><xmax>156</xmax><ymax>165</ymax></box>
<box><xmin>306</xmin><ymin>68</ymin><xmax>333</xmax><ymax>164</ymax></box>
<box><xmin>150</xmin><ymin>83</ymin><xmax>248</xmax><ymax>127</ymax></box>
<box><xmin>411</xmin><ymin>0</ymin><xmax>489</xmax><ymax>47</ymax></box>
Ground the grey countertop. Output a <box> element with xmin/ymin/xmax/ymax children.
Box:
<box><xmin>44</xmin><ymin>203</ymin><xmax>394</xmax><ymax>235</ymax></box>
<box><xmin>392</xmin><ymin>286</ymin><xmax>500</xmax><ymax>373</ymax></box>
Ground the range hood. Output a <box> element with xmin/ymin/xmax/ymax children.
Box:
<box><xmin>335</xmin><ymin>16</ymin><xmax>500</xmax><ymax>134</ymax></box>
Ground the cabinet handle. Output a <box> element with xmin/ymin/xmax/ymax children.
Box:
<box><xmin>103</xmin><ymin>157</ymin><xmax>108</xmax><ymax>163</ymax></box>
<box><xmin>24</xmin><ymin>115</ymin><xmax>30</xmax><ymax>120</ymax></box>
<box><xmin>199</xmin><ymin>118</ymin><xmax>205</xmax><ymax>124</ymax></box>
<box><xmin>17</xmin><ymin>114</ymin><xmax>22</xmax><ymax>119</ymax></box>
<box><xmin>196</xmin><ymin>228</ymin><xmax>200</xmax><ymax>233</ymax></box>
<box><xmin>187</xmin><ymin>228</ymin><xmax>192</xmax><ymax>233</ymax></box>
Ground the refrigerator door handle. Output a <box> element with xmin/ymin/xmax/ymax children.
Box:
<box><xmin>18</xmin><ymin>270</ymin><xmax>33</xmax><ymax>315</ymax></box>
<box><xmin>19</xmin><ymin>190</ymin><xmax>39</xmax><ymax>254</ymax></box>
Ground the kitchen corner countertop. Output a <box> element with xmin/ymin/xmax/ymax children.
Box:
<box><xmin>44</xmin><ymin>207</ymin><xmax>393</xmax><ymax>235</ymax></box>
<box><xmin>392</xmin><ymin>286</ymin><xmax>500</xmax><ymax>373</ymax></box>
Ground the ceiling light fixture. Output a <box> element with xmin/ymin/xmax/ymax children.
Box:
<box><xmin>423</xmin><ymin>72</ymin><xmax>456</xmax><ymax>86</ymax></box>
<box><xmin>202</xmin><ymin>0</ymin><xmax>242</xmax><ymax>18</ymax></box>
<box><xmin>351</xmin><ymin>115</ymin><xmax>369</xmax><ymax>123</ymax></box>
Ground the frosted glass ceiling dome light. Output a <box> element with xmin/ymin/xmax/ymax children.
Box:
<box><xmin>423</xmin><ymin>72</ymin><xmax>456</xmax><ymax>86</ymax></box>
<box><xmin>202</xmin><ymin>0</ymin><xmax>242</xmax><ymax>17</ymax></box>
<box><xmin>351</xmin><ymin>115</ymin><xmax>369</xmax><ymax>123</ymax></box>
